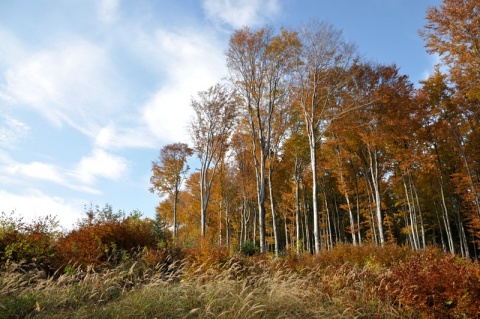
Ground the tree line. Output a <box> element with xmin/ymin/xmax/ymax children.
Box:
<box><xmin>150</xmin><ymin>0</ymin><xmax>480</xmax><ymax>257</ymax></box>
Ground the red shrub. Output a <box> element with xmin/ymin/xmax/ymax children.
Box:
<box><xmin>53</xmin><ymin>210</ymin><xmax>158</xmax><ymax>270</ymax></box>
<box><xmin>0</xmin><ymin>213</ymin><xmax>58</xmax><ymax>268</ymax></box>
<box><xmin>379</xmin><ymin>249</ymin><xmax>480</xmax><ymax>318</ymax></box>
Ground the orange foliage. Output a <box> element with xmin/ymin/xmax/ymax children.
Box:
<box><xmin>0</xmin><ymin>213</ymin><xmax>58</xmax><ymax>268</ymax></box>
<box><xmin>53</xmin><ymin>212</ymin><xmax>157</xmax><ymax>269</ymax></box>
<box><xmin>379</xmin><ymin>249</ymin><xmax>480</xmax><ymax>318</ymax></box>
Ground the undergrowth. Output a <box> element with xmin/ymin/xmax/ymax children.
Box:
<box><xmin>1</xmin><ymin>244</ymin><xmax>478</xmax><ymax>318</ymax></box>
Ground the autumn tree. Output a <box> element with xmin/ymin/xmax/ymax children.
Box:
<box><xmin>150</xmin><ymin>143</ymin><xmax>193</xmax><ymax>239</ymax></box>
<box><xmin>420</xmin><ymin>0</ymin><xmax>480</xmax><ymax>100</ymax></box>
<box><xmin>230</xmin><ymin>129</ymin><xmax>258</xmax><ymax>249</ymax></box>
<box><xmin>416</xmin><ymin>70</ymin><xmax>475</xmax><ymax>256</ymax></box>
<box><xmin>216</xmin><ymin>158</ymin><xmax>241</xmax><ymax>248</ymax></box>
<box><xmin>293</xmin><ymin>21</ymin><xmax>357</xmax><ymax>253</ymax></box>
<box><xmin>281</xmin><ymin>112</ymin><xmax>310</xmax><ymax>252</ymax></box>
<box><xmin>420</xmin><ymin>0</ymin><xmax>480</xmax><ymax>249</ymax></box>
<box><xmin>189</xmin><ymin>83</ymin><xmax>237</xmax><ymax>238</ymax></box>
<box><xmin>226</xmin><ymin>26</ymin><xmax>300</xmax><ymax>253</ymax></box>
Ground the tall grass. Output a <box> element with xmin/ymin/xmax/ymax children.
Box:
<box><xmin>0</xmin><ymin>247</ymin><xmax>418</xmax><ymax>318</ymax></box>
<box><xmin>1</xmin><ymin>244</ymin><xmax>478</xmax><ymax>318</ymax></box>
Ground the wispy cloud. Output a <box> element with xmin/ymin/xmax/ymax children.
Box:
<box><xmin>0</xmin><ymin>113</ymin><xmax>30</xmax><ymax>148</ymax></box>
<box><xmin>139</xmin><ymin>28</ymin><xmax>226</xmax><ymax>143</ymax></box>
<box><xmin>0</xmin><ymin>149</ymin><xmax>125</xmax><ymax>194</ymax></box>
<box><xmin>2</xmin><ymin>38</ymin><xmax>124</xmax><ymax>134</ymax></box>
<box><xmin>203</xmin><ymin>0</ymin><xmax>280</xmax><ymax>29</ymax></box>
<box><xmin>6</xmin><ymin>161</ymin><xmax>65</xmax><ymax>185</ymax></box>
<box><xmin>71</xmin><ymin>148</ymin><xmax>128</xmax><ymax>185</ymax></box>
<box><xmin>0</xmin><ymin>189</ymin><xmax>84</xmax><ymax>229</ymax></box>
<box><xmin>95</xmin><ymin>122</ymin><xmax>157</xmax><ymax>150</ymax></box>
<box><xmin>0</xmin><ymin>0</ymin><xmax>240</xmax><ymax>227</ymax></box>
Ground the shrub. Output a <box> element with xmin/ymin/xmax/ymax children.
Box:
<box><xmin>0</xmin><ymin>212</ymin><xmax>58</xmax><ymax>269</ymax></box>
<box><xmin>379</xmin><ymin>249</ymin><xmax>480</xmax><ymax>318</ymax></box>
<box><xmin>141</xmin><ymin>245</ymin><xmax>185</xmax><ymax>271</ymax></box>
<box><xmin>0</xmin><ymin>293</ymin><xmax>36</xmax><ymax>319</ymax></box>
<box><xmin>240</xmin><ymin>241</ymin><xmax>259</xmax><ymax>256</ymax></box>
<box><xmin>53</xmin><ymin>206</ymin><xmax>158</xmax><ymax>270</ymax></box>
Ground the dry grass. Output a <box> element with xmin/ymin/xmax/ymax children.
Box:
<box><xmin>8</xmin><ymin>244</ymin><xmax>479</xmax><ymax>318</ymax></box>
<box><xmin>0</xmin><ymin>250</ymin><xmax>420</xmax><ymax>319</ymax></box>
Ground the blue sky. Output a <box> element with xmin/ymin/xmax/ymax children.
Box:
<box><xmin>0</xmin><ymin>0</ymin><xmax>440</xmax><ymax>229</ymax></box>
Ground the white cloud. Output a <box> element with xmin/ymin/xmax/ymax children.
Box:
<box><xmin>0</xmin><ymin>152</ymin><xmax>102</xmax><ymax>195</ymax></box>
<box><xmin>2</xmin><ymin>147</ymin><xmax>129</xmax><ymax>193</ymax></box>
<box><xmin>140</xmin><ymin>28</ymin><xmax>226</xmax><ymax>143</ymax></box>
<box><xmin>97</xmin><ymin>0</ymin><xmax>120</xmax><ymax>23</ymax></box>
<box><xmin>203</xmin><ymin>0</ymin><xmax>280</xmax><ymax>28</ymax></box>
<box><xmin>0</xmin><ymin>113</ymin><xmax>30</xmax><ymax>148</ymax></box>
<box><xmin>95</xmin><ymin>122</ymin><xmax>157</xmax><ymax>149</ymax></box>
<box><xmin>72</xmin><ymin>148</ymin><xmax>128</xmax><ymax>184</ymax></box>
<box><xmin>2</xmin><ymin>39</ymin><xmax>123</xmax><ymax>134</ymax></box>
<box><xmin>7</xmin><ymin>161</ymin><xmax>65</xmax><ymax>185</ymax></box>
<box><xmin>0</xmin><ymin>5</ymin><xmax>229</xmax><ymax>149</ymax></box>
<box><xmin>0</xmin><ymin>189</ymin><xmax>84</xmax><ymax>229</ymax></box>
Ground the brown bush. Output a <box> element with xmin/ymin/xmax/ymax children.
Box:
<box><xmin>185</xmin><ymin>241</ymin><xmax>230</xmax><ymax>268</ymax></box>
<box><xmin>379</xmin><ymin>249</ymin><xmax>480</xmax><ymax>318</ymax></box>
<box><xmin>53</xmin><ymin>210</ymin><xmax>158</xmax><ymax>270</ymax></box>
<box><xmin>282</xmin><ymin>243</ymin><xmax>413</xmax><ymax>273</ymax></box>
<box><xmin>0</xmin><ymin>213</ymin><xmax>58</xmax><ymax>269</ymax></box>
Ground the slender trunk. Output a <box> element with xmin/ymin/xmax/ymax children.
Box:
<box><xmin>225</xmin><ymin>202</ymin><xmax>230</xmax><ymax>249</ymax></box>
<box><xmin>439</xmin><ymin>179</ymin><xmax>455</xmax><ymax>254</ymax></box>
<box><xmin>268</xmin><ymin>167</ymin><xmax>279</xmax><ymax>256</ymax></box>
<box><xmin>454</xmin><ymin>196</ymin><xmax>470</xmax><ymax>258</ymax></box>
<box><xmin>402</xmin><ymin>174</ymin><xmax>419</xmax><ymax>250</ymax></box>
<box><xmin>323</xmin><ymin>190</ymin><xmax>333</xmax><ymax>250</ymax></box>
<box><xmin>303</xmin><ymin>185</ymin><xmax>311</xmax><ymax>253</ymax></box>
<box><xmin>367</xmin><ymin>145</ymin><xmax>384</xmax><ymax>246</ymax></box>
<box><xmin>253</xmin><ymin>207</ymin><xmax>257</xmax><ymax>246</ymax></box>
<box><xmin>411</xmin><ymin>175</ymin><xmax>426</xmax><ymax>249</ymax></box>
<box><xmin>407</xmin><ymin>174</ymin><xmax>421</xmax><ymax>249</ymax></box>
<box><xmin>295</xmin><ymin>178</ymin><xmax>301</xmax><ymax>253</ymax></box>
<box><xmin>284</xmin><ymin>216</ymin><xmax>289</xmax><ymax>252</ymax></box>
<box><xmin>200</xmin><ymin>168</ymin><xmax>207</xmax><ymax>238</ymax></box>
<box><xmin>339</xmin><ymin>169</ymin><xmax>356</xmax><ymax>245</ymax></box>
<box><xmin>309</xmin><ymin>133</ymin><xmax>321</xmax><ymax>253</ymax></box>
<box><xmin>355</xmin><ymin>176</ymin><xmax>362</xmax><ymax>245</ymax></box>
<box><xmin>173</xmin><ymin>189</ymin><xmax>178</xmax><ymax>239</ymax></box>
<box><xmin>239</xmin><ymin>200</ymin><xmax>245</xmax><ymax>249</ymax></box>
<box><xmin>250</xmin><ymin>142</ymin><xmax>267</xmax><ymax>252</ymax></box>
<box><xmin>333</xmin><ymin>194</ymin><xmax>342</xmax><ymax>243</ymax></box>
<box><xmin>433</xmin><ymin>141</ymin><xmax>455</xmax><ymax>254</ymax></box>
<box><xmin>364</xmin><ymin>172</ymin><xmax>378</xmax><ymax>243</ymax></box>
<box><xmin>219</xmin><ymin>202</ymin><xmax>222</xmax><ymax>246</ymax></box>
<box><xmin>370</xmin><ymin>207</ymin><xmax>378</xmax><ymax>244</ymax></box>
<box><xmin>434</xmin><ymin>201</ymin><xmax>447</xmax><ymax>252</ymax></box>
<box><xmin>258</xmin><ymin>152</ymin><xmax>267</xmax><ymax>253</ymax></box>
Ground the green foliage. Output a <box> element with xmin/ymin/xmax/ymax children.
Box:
<box><xmin>239</xmin><ymin>241</ymin><xmax>259</xmax><ymax>256</ymax></box>
<box><xmin>0</xmin><ymin>293</ymin><xmax>36</xmax><ymax>319</ymax></box>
